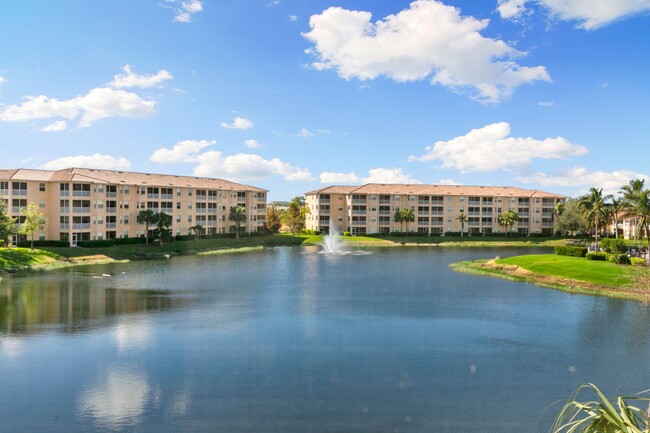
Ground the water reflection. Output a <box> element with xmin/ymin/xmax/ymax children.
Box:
<box><xmin>78</xmin><ymin>369</ymin><xmax>150</xmax><ymax>429</ymax></box>
<box><xmin>0</xmin><ymin>278</ymin><xmax>183</xmax><ymax>335</ymax></box>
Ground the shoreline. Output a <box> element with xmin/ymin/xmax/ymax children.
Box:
<box><xmin>450</xmin><ymin>258</ymin><xmax>648</xmax><ymax>303</ymax></box>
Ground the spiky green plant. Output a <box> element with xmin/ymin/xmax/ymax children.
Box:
<box><xmin>552</xmin><ymin>383</ymin><xmax>650</xmax><ymax>433</ymax></box>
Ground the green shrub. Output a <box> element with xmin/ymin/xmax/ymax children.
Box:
<box><xmin>78</xmin><ymin>239</ymin><xmax>117</xmax><ymax>248</ymax></box>
<box><xmin>585</xmin><ymin>252</ymin><xmax>607</xmax><ymax>261</ymax></box>
<box><xmin>17</xmin><ymin>240</ymin><xmax>69</xmax><ymax>248</ymax></box>
<box><xmin>114</xmin><ymin>237</ymin><xmax>147</xmax><ymax>245</ymax></box>
<box><xmin>599</xmin><ymin>238</ymin><xmax>628</xmax><ymax>254</ymax></box>
<box><xmin>342</xmin><ymin>231</ymin><xmax>351</xmax><ymax>236</ymax></box>
<box><xmin>631</xmin><ymin>257</ymin><xmax>647</xmax><ymax>266</ymax></box>
<box><xmin>607</xmin><ymin>253</ymin><xmax>631</xmax><ymax>265</ymax></box>
<box><xmin>555</xmin><ymin>246</ymin><xmax>588</xmax><ymax>257</ymax></box>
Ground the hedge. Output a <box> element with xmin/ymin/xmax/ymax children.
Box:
<box><xmin>631</xmin><ymin>257</ymin><xmax>647</xmax><ymax>266</ymax></box>
<box><xmin>114</xmin><ymin>237</ymin><xmax>147</xmax><ymax>245</ymax></box>
<box><xmin>607</xmin><ymin>254</ymin><xmax>631</xmax><ymax>265</ymax></box>
<box><xmin>554</xmin><ymin>246</ymin><xmax>588</xmax><ymax>257</ymax></box>
<box><xmin>585</xmin><ymin>252</ymin><xmax>607</xmax><ymax>261</ymax></box>
<box><xmin>17</xmin><ymin>240</ymin><xmax>69</xmax><ymax>248</ymax></box>
<box><xmin>599</xmin><ymin>238</ymin><xmax>628</xmax><ymax>254</ymax></box>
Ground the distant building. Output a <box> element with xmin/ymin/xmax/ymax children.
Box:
<box><xmin>0</xmin><ymin>168</ymin><xmax>267</xmax><ymax>245</ymax></box>
<box><xmin>305</xmin><ymin>184</ymin><xmax>566</xmax><ymax>235</ymax></box>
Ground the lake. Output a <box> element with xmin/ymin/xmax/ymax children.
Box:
<box><xmin>1</xmin><ymin>246</ymin><xmax>649</xmax><ymax>433</ymax></box>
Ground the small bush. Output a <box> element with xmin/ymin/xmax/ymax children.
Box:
<box><xmin>585</xmin><ymin>252</ymin><xmax>607</xmax><ymax>261</ymax></box>
<box><xmin>555</xmin><ymin>246</ymin><xmax>588</xmax><ymax>257</ymax></box>
<box><xmin>599</xmin><ymin>238</ymin><xmax>628</xmax><ymax>254</ymax></box>
<box><xmin>607</xmin><ymin>253</ymin><xmax>631</xmax><ymax>265</ymax></box>
<box><xmin>114</xmin><ymin>237</ymin><xmax>147</xmax><ymax>245</ymax></box>
<box><xmin>631</xmin><ymin>257</ymin><xmax>647</xmax><ymax>266</ymax></box>
<box><xmin>342</xmin><ymin>231</ymin><xmax>351</xmax><ymax>236</ymax></box>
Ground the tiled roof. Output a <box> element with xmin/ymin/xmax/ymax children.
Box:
<box><xmin>1</xmin><ymin>168</ymin><xmax>267</xmax><ymax>192</ymax></box>
<box><xmin>308</xmin><ymin>183</ymin><xmax>565</xmax><ymax>198</ymax></box>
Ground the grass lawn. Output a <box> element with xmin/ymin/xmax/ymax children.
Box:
<box><xmin>496</xmin><ymin>254</ymin><xmax>631</xmax><ymax>287</ymax></box>
<box><xmin>0</xmin><ymin>248</ymin><xmax>64</xmax><ymax>272</ymax></box>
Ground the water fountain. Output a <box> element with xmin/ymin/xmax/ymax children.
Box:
<box><xmin>320</xmin><ymin>224</ymin><xmax>346</xmax><ymax>254</ymax></box>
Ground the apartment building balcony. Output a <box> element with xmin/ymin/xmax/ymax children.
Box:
<box><xmin>106</xmin><ymin>222</ymin><xmax>117</xmax><ymax>229</ymax></box>
<box><xmin>482</xmin><ymin>211</ymin><xmax>493</xmax><ymax>216</ymax></box>
<box><xmin>318</xmin><ymin>198</ymin><xmax>331</xmax><ymax>204</ymax></box>
<box><xmin>147</xmin><ymin>193</ymin><xmax>160</xmax><ymax>199</ymax></box>
<box><xmin>379</xmin><ymin>210</ymin><xmax>391</xmax><ymax>215</ymax></box>
<box><xmin>161</xmin><ymin>208</ymin><xmax>174</xmax><ymax>214</ymax></box>
<box><xmin>11</xmin><ymin>207</ymin><xmax>21</xmax><ymax>213</ymax></box>
<box><xmin>12</xmin><ymin>190</ymin><xmax>28</xmax><ymax>196</ymax></box>
<box><xmin>106</xmin><ymin>192</ymin><xmax>117</xmax><ymax>198</ymax></box>
<box><xmin>196</xmin><ymin>195</ymin><xmax>207</xmax><ymax>201</ymax></box>
<box><xmin>379</xmin><ymin>199</ymin><xmax>391</xmax><ymax>204</ymax></box>
<box><xmin>59</xmin><ymin>223</ymin><xmax>69</xmax><ymax>230</ymax></box>
<box><xmin>468</xmin><ymin>222</ymin><xmax>481</xmax><ymax>226</ymax></box>
<box><xmin>418</xmin><ymin>200</ymin><xmax>430</xmax><ymax>205</ymax></box>
<box><xmin>60</xmin><ymin>207</ymin><xmax>70</xmax><ymax>213</ymax></box>
<box><xmin>518</xmin><ymin>221</ymin><xmax>529</xmax><ymax>226</ymax></box>
<box><xmin>482</xmin><ymin>200</ymin><xmax>493</xmax><ymax>206</ymax></box>
<box><xmin>352</xmin><ymin>199</ymin><xmax>366</xmax><ymax>204</ymax></box>
<box><xmin>519</xmin><ymin>212</ymin><xmax>529</xmax><ymax>217</ymax></box>
<box><xmin>106</xmin><ymin>207</ymin><xmax>117</xmax><ymax>214</ymax></box>
<box><xmin>468</xmin><ymin>212</ymin><xmax>480</xmax><ymax>216</ymax></box>
<box><xmin>352</xmin><ymin>210</ymin><xmax>366</xmax><ymax>215</ymax></box>
<box><xmin>196</xmin><ymin>209</ymin><xmax>206</xmax><ymax>214</ymax></box>
<box><xmin>431</xmin><ymin>221</ymin><xmax>443</xmax><ymax>226</ymax></box>
<box><xmin>160</xmin><ymin>194</ymin><xmax>173</xmax><ymax>200</ymax></box>
<box><xmin>431</xmin><ymin>200</ymin><xmax>444</xmax><ymax>205</ymax></box>
<box><xmin>542</xmin><ymin>212</ymin><xmax>554</xmax><ymax>217</ymax></box>
<box><xmin>418</xmin><ymin>221</ymin><xmax>429</xmax><ymax>226</ymax></box>
<box><xmin>468</xmin><ymin>200</ymin><xmax>481</xmax><ymax>206</ymax></box>
<box><xmin>73</xmin><ymin>207</ymin><xmax>91</xmax><ymax>213</ymax></box>
<box><xmin>207</xmin><ymin>209</ymin><xmax>217</xmax><ymax>214</ymax></box>
<box><xmin>418</xmin><ymin>211</ymin><xmax>429</xmax><ymax>216</ymax></box>
<box><xmin>542</xmin><ymin>222</ymin><xmax>554</xmax><ymax>227</ymax></box>
<box><xmin>72</xmin><ymin>223</ymin><xmax>91</xmax><ymax>230</ymax></box>
<box><xmin>207</xmin><ymin>221</ymin><xmax>217</xmax><ymax>227</ymax></box>
<box><xmin>73</xmin><ymin>191</ymin><xmax>90</xmax><ymax>197</ymax></box>
<box><xmin>351</xmin><ymin>221</ymin><xmax>366</xmax><ymax>226</ymax></box>
<box><xmin>431</xmin><ymin>211</ymin><xmax>444</xmax><ymax>216</ymax></box>
<box><xmin>59</xmin><ymin>191</ymin><xmax>69</xmax><ymax>197</ymax></box>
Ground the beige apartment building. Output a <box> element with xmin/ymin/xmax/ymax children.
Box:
<box><xmin>0</xmin><ymin>168</ymin><xmax>267</xmax><ymax>245</ymax></box>
<box><xmin>305</xmin><ymin>184</ymin><xmax>566</xmax><ymax>236</ymax></box>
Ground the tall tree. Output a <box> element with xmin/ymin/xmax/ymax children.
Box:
<box><xmin>137</xmin><ymin>209</ymin><xmax>156</xmax><ymax>245</ymax></box>
<box><xmin>608</xmin><ymin>197</ymin><xmax>624</xmax><ymax>239</ymax></box>
<box><xmin>394</xmin><ymin>209</ymin><xmax>404</xmax><ymax>235</ymax></box>
<box><xmin>456</xmin><ymin>211</ymin><xmax>467</xmax><ymax>237</ymax></box>
<box><xmin>633</xmin><ymin>189</ymin><xmax>650</xmax><ymax>258</ymax></box>
<box><xmin>553</xmin><ymin>199</ymin><xmax>587</xmax><ymax>236</ymax></box>
<box><xmin>229</xmin><ymin>205</ymin><xmax>247</xmax><ymax>239</ymax></box>
<box><xmin>498</xmin><ymin>210</ymin><xmax>519</xmax><ymax>237</ymax></box>
<box><xmin>621</xmin><ymin>178</ymin><xmax>646</xmax><ymax>244</ymax></box>
<box><xmin>0</xmin><ymin>201</ymin><xmax>17</xmax><ymax>247</ymax></box>
<box><xmin>265</xmin><ymin>205</ymin><xmax>281</xmax><ymax>233</ymax></box>
<box><xmin>189</xmin><ymin>224</ymin><xmax>205</xmax><ymax>241</ymax></box>
<box><xmin>285</xmin><ymin>196</ymin><xmax>309</xmax><ymax>237</ymax></box>
<box><xmin>19</xmin><ymin>202</ymin><xmax>47</xmax><ymax>250</ymax></box>
<box><xmin>578</xmin><ymin>187</ymin><xmax>613</xmax><ymax>250</ymax></box>
<box><xmin>400</xmin><ymin>208</ymin><xmax>415</xmax><ymax>235</ymax></box>
<box><xmin>151</xmin><ymin>211</ymin><xmax>172</xmax><ymax>246</ymax></box>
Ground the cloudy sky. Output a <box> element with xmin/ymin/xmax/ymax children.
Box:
<box><xmin>1</xmin><ymin>0</ymin><xmax>649</xmax><ymax>200</ymax></box>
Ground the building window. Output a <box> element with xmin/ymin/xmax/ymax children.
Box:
<box><xmin>39</xmin><ymin>199</ymin><xmax>45</xmax><ymax>209</ymax></box>
<box><xmin>39</xmin><ymin>183</ymin><xmax>46</xmax><ymax>192</ymax></box>
<box><xmin>448</xmin><ymin>196</ymin><xmax>452</xmax><ymax>202</ymax></box>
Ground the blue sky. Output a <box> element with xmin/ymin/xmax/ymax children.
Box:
<box><xmin>1</xmin><ymin>0</ymin><xmax>649</xmax><ymax>200</ymax></box>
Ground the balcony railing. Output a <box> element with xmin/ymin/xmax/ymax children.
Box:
<box><xmin>196</xmin><ymin>195</ymin><xmax>207</xmax><ymax>201</ymax></box>
<box><xmin>73</xmin><ymin>191</ymin><xmax>90</xmax><ymax>197</ymax></box>
<box><xmin>418</xmin><ymin>200</ymin><xmax>430</xmax><ymax>205</ymax></box>
<box><xmin>106</xmin><ymin>207</ymin><xmax>117</xmax><ymax>214</ymax></box>
<box><xmin>468</xmin><ymin>222</ymin><xmax>481</xmax><ymax>226</ymax></box>
<box><xmin>60</xmin><ymin>207</ymin><xmax>70</xmax><ymax>213</ymax></box>
<box><xmin>468</xmin><ymin>212</ymin><xmax>480</xmax><ymax>216</ymax></box>
<box><xmin>319</xmin><ymin>199</ymin><xmax>331</xmax><ymax>204</ymax></box>
<box><xmin>161</xmin><ymin>194</ymin><xmax>173</xmax><ymax>200</ymax></box>
<box><xmin>196</xmin><ymin>209</ymin><xmax>206</xmax><ymax>214</ymax></box>
<box><xmin>60</xmin><ymin>223</ymin><xmax>69</xmax><ymax>229</ymax></box>
<box><xmin>519</xmin><ymin>212</ymin><xmax>529</xmax><ymax>217</ymax></box>
<box><xmin>59</xmin><ymin>191</ymin><xmax>69</xmax><ymax>197</ymax></box>
<box><xmin>352</xmin><ymin>210</ymin><xmax>366</xmax><ymax>215</ymax></box>
<box><xmin>147</xmin><ymin>194</ymin><xmax>159</xmax><ymax>199</ymax></box>
<box><xmin>106</xmin><ymin>192</ymin><xmax>117</xmax><ymax>198</ymax></box>
<box><xmin>12</xmin><ymin>190</ymin><xmax>28</xmax><ymax>196</ymax></box>
<box><xmin>106</xmin><ymin>223</ymin><xmax>117</xmax><ymax>229</ymax></box>
<box><xmin>379</xmin><ymin>210</ymin><xmax>391</xmax><ymax>215</ymax></box>
<box><xmin>418</xmin><ymin>211</ymin><xmax>429</xmax><ymax>216</ymax></box>
<box><xmin>72</xmin><ymin>223</ymin><xmax>91</xmax><ymax>230</ymax></box>
<box><xmin>73</xmin><ymin>207</ymin><xmax>91</xmax><ymax>213</ymax></box>
<box><xmin>11</xmin><ymin>207</ymin><xmax>21</xmax><ymax>213</ymax></box>
<box><xmin>351</xmin><ymin>199</ymin><xmax>366</xmax><ymax>204</ymax></box>
<box><xmin>379</xmin><ymin>200</ymin><xmax>391</xmax><ymax>204</ymax></box>
<box><xmin>468</xmin><ymin>201</ymin><xmax>481</xmax><ymax>206</ymax></box>
<box><xmin>431</xmin><ymin>200</ymin><xmax>444</xmax><ymax>205</ymax></box>
<box><xmin>379</xmin><ymin>220</ymin><xmax>391</xmax><ymax>226</ymax></box>
<box><xmin>418</xmin><ymin>221</ymin><xmax>429</xmax><ymax>226</ymax></box>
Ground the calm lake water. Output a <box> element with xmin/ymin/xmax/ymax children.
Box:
<box><xmin>2</xmin><ymin>246</ymin><xmax>650</xmax><ymax>433</ymax></box>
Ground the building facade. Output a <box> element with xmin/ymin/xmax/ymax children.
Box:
<box><xmin>0</xmin><ymin>168</ymin><xmax>267</xmax><ymax>245</ymax></box>
<box><xmin>305</xmin><ymin>184</ymin><xmax>565</xmax><ymax>236</ymax></box>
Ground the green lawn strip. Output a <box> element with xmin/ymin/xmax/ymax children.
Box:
<box><xmin>0</xmin><ymin>248</ymin><xmax>65</xmax><ymax>272</ymax></box>
<box><xmin>496</xmin><ymin>254</ymin><xmax>630</xmax><ymax>287</ymax></box>
<box><xmin>455</xmin><ymin>253</ymin><xmax>650</xmax><ymax>302</ymax></box>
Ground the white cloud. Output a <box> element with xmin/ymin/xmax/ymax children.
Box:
<box><xmin>108</xmin><ymin>65</ymin><xmax>173</xmax><ymax>89</ymax></box>
<box><xmin>320</xmin><ymin>171</ymin><xmax>362</xmax><ymax>184</ymax></box>
<box><xmin>497</xmin><ymin>0</ymin><xmax>528</xmax><ymax>19</ymax></box>
<box><xmin>150</xmin><ymin>139</ymin><xmax>215</xmax><ymax>163</ymax></box>
<box><xmin>409</xmin><ymin>122</ymin><xmax>588</xmax><ymax>173</ymax></box>
<box><xmin>172</xmin><ymin>0</ymin><xmax>203</xmax><ymax>23</ymax></box>
<box><xmin>497</xmin><ymin>0</ymin><xmax>650</xmax><ymax>29</ymax></box>
<box><xmin>437</xmin><ymin>178</ymin><xmax>463</xmax><ymax>185</ymax></box>
<box><xmin>0</xmin><ymin>87</ymin><xmax>156</xmax><ymax>128</ymax></box>
<box><xmin>41</xmin><ymin>120</ymin><xmax>67</xmax><ymax>132</ymax></box>
<box><xmin>0</xmin><ymin>76</ymin><xmax>6</xmax><ymax>87</ymax></box>
<box><xmin>221</xmin><ymin>116</ymin><xmax>253</xmax><ymax>130</ymax></box>
<box><xmin>303</xmin><ymin>1</ymin><xmax>550</xmax><ymax>103</ymax></box>
<box><xmin>319</xmin><ymin>168</ymin><xmax>421</xmax><ymax>184</ymax></box>
<box><xmin>42</xmin><ymin>153</ymin><xmax>132</xmax><ymax>170</ymax></box>
<box><xmin>194</xmin><ymin>151</ymin><xmax>313</xmax><ymax>182</ymax></box>
<box><xmin>289</xmin><ymin>15</ymin><xmax>298</xmax><ymax>22</ymax></box>
<box><xmin>298</xmin><ymin>128</ymin><xmax>314</xmax><ymax>138</ymax></box>
<box><xmin>537</xmin><ymin>100</ymin><xmax>554</xmax><ymax>107</ymax></box>
<box><xmin>518</xmin><ymin>167</ymin><xmax>650</xmax><ymax>196</ymax></box>
<box><xmin>244</xmin><ymin>139</ymin><xmax>261</xmax><ymax>149</ymax></box>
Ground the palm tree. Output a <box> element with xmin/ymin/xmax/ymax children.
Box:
<box><xmin>394</xmin><ymin>209</ymin><xmax>404</xmax><ymax>235</ymax></box>
<box><xmin>189</xmin><ymin>224</ymin><xmax>205</xmax><ymax>240</ymax></box>
<box><xmin>137</xmin><ymin>209</ymin><xmax>156</xmax><ymax>245</ymax></box>
<box><xmin>400</xmin><ymin>208</ymin><xmax>415</xmax><ymax>235</ymax></box>
<box><xmin>229</xmin><ymin>205</ymin><xmax>247</xmax><ymax>239</ymax></box>
<box><xmin>456</xmin><ymin>211</ymin><xmax>467</xmax><ymax>237</ymax></box>
<box><xmin>497</xmin><ymin>210</ymin><xmax>519</xmax><ymax>237</ymax></box>
<box><xmin>634</xmin><ymin>190</ymin><xmax>650</xmax><ymax>259</ymax></box>
<box><xmin>152</xmin><ymin>211</ymin><xmax>172</xmax><ymax>246</ymax></box>
<box><xmin>621</xmin><ymin>178</ymin><xmax>646</xmax><ymax>244</ymax></box>
<box><xmin>608</xmin><ymin>197</ymin><xmax>624</xmax><ymax>239</ymax></box>
<box><xmin>578</xmin><ymin>187</ymin><xmax>613</xmax><ymax>251</ymax></box>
